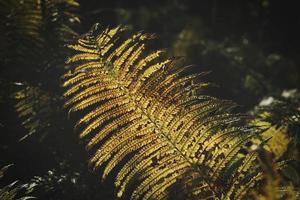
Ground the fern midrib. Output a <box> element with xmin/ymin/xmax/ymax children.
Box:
<box><xmin>103</xmin><ymin>66</ymin><xmax>220</xmax><ymax>198</ymax></box>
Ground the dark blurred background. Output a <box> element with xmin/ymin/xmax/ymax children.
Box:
<box><xmin>78</xmin><ymin>0</ymin><xmax>300</xmax><ymax>106</ymax></box>
<box><xmin>0</xmin><ymin>0</ymin><xmax>299</xmax><ymax>199</ymax></box>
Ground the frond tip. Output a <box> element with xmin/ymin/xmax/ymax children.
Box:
<box><xmin>63</xmin><ymin>23</ymin><xmax>262</xmax><ymax>199</ymax></box>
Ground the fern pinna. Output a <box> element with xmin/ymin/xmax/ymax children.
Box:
<box><xmin>63</xmin><ymin>24</ymin><xmax>264</xmax><ymax>200</ymax></box>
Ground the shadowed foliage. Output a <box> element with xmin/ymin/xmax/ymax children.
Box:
<box><xmin>0</xmin><ymin>0</ymin><xmax>80</xmax><ymax>140</ymax></box>
<box><xmin>0</xmin><ymin>165</ymin><xmax>34</xmax><ymax>200</ymax></box>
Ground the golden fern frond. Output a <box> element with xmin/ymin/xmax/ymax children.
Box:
<box><xmin>64</xmin><ymin>24</ymin><xmax>264</xmax><ymax>199</ymax></box>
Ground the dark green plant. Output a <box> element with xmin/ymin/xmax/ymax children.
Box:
<box><xmin>0</xmin><ymin>0</ymin><xmax>80</xmax><ymax>140</ymax></box>
<box><xmin>0</xmin><ymin>165</ymin><xmax>35</xmax><ymax>200</ymax></box>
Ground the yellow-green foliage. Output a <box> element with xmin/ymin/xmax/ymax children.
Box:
<box><xmin>0</xmin><ymin>165</ymin><xmax>34</xmax><ymax>200</ymax></box>
<box><xmin>251</xmin><ymin>119</ymin><xmax>291</xmax><ymax>160</ymax></box>
<box><xmin>261</xmin><ymin>125</ymin><xmax>290</xmax><ymax>160</ymax></box>
<box><xmin>63</xmin><ymin>24</ymin><xmax>266</xmax><ymax>199</ymax></box>
<box><xmin>1</xmin><ymin>0</ymin><xmax>80</xmax><ymax>140</ymax></box>
<box><xmin>252</xmin><ymin>148</ymin><xmax>299</xmax><ymax>200</ymax></box>
<box><xmin>14</xmin><ymin>86</ymin><xmax>52</xmax><ymax>141</ymax></box>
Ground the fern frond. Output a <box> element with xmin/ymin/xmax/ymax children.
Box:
<box><xmin>14</xmin><ymin>85</ymin><xmax>54</xmax><ymax>141</ymax></box>
<box><xmin>251</xmin><ymin>91</ymin><xmax>300</xmax><ymax>160</ymax></box>
<box><xmin>0</xmin><ymin>0</ymin><xmax>79</xmax><ymax>66</ymax></box>
<box><xmin>257</xmin><ymin>91</ymin><xmax>300</xmax><ymax>128</ymax></box>
<box><xmin>0</xmin><ymin>165</ymin><xmax>34</xmax><ymax>200</ymax></box>
<box><xmin>64</xmin><ymin>24</ymin><xmax>263</xmax><ymax>199</ymax></box>
<box><xmin>1</xmin><ymin>0</ymin><xmax>80</xmax><ymax>140</ymax></box>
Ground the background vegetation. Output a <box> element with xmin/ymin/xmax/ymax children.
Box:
<box><xmin>1</xmin><ymin>0</ymin><xmax>299</xmax><ymax>199</ymax></box>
